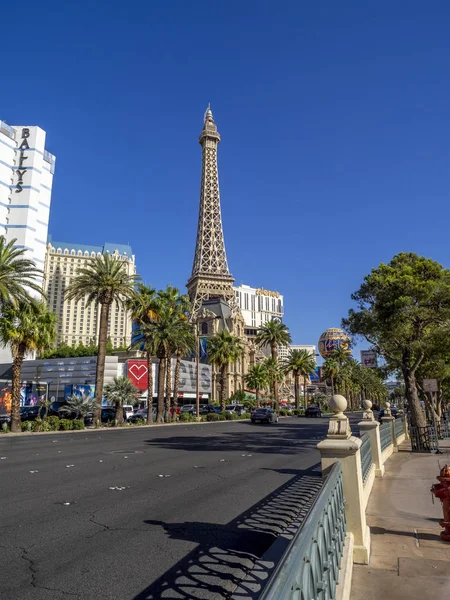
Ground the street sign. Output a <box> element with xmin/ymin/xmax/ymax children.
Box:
<box><xmin>423</xmin><ymin>379</ymin><xmax>438</xmax><ymax>392</ymax></box>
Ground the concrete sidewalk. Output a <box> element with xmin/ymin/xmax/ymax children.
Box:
<box><xmin>351</xmin><ymin>441</ymin><xmax>450</xmax><ymax>599</ymax></box>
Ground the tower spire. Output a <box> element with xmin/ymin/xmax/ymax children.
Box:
<box><xmin>187</xmin><ymin>107</ymin><xmax>235</xmax><ymax>315</ymax></box>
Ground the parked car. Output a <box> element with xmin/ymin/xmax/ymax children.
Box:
<box><xmin>378</xmin><ymin>408</ymin><xmax>398</xmax><ymax>421</ymax></box>
<box><xmin>199</xmin><ymin>404</ymin><xmax>217</xmax><ymax>415</ymax></box>
<box><xmin>304</xmin><ymin>406</ymin><xmax>322</xmax><ymax>418</ymax></box>
<box><xmin>123</xmin><ymin>405</ymin><xmax>135</xmax><ymax>420</ymax></box>
<box><xmin>180</xmin><ymin>404</ymin><xmax>196</xmax><ymax>415</ymax></box>
<box><xmin>225</xmin><ymin>404</ymin><xmax>246</xmax><ymax>416</ymax></box>
<box><xmin>20</xmin><ymin>406</ymin><xmax>46</xmax><ymax>421</ymax></box>
<box><xmin>250</xmin><ymin>408</ymin><xmax>279</xmax><ymax>424</ymax></box>
<box><xmin>0</xmin><ymin>413</ymin><xmax>10</xmax><ymax>426</ymax></box>
<box><xmin>128</xmin><ymin>408</ymin><xmax>156</xmax><ymax>423</ymax></box>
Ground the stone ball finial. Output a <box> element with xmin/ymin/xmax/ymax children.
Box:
<box><xmin>330</xmin><ymin>394</ymin><xmax>347</xmax><ymax>417</ymax></box>
<box><xmin>386</xmin><ymin>401</ymin><xmax>391</xmax><ymax>408</ymax></box>
<box><xmin>363</xmin><ymin>399</ymin><xmax>372</xmax><ymax>411</ymax></box>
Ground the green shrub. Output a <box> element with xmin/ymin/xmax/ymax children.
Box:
<box><xmin>218</xmin><ymin>414</ymin><xmax>226</xmax><ymax>421</ymax></box>
<box><xmin>279</xmin><ymin>409</ymin><xmax>288</xmax><ymax>416</ymax></box>
<box><xmin>46</xmin><ymin>416</ymin><xmax>61</xmax><ymax>431</ymax></box>
<box><xmin>293</xmin><ymin>409</ymin><xmax>302</xmax><ymax>416</ymax></box>
<box><xmin>1</xmin><ymin>422</ymin><xmax>10</xmax><ymax>433</ymax></box>
<box><xmin>222</xmin><ymin>412</ymin><xmax>233</xmax><ymax>420</ymax></box>
<box><xmin>59</xmin><ymin>418</ymin><xmax>73</xmax><ymax>431</ymax></box>
<box><xmin>179</xmin><ymin>412</ymin><xmax>195</xmax><ymax>422</ymax></box>
<box><xmin>231</xmin><ymin>413</ymin><xmax>241</xmax><ymax>420</ymax></box>
<box><xmin>32</xmin><ymin>418</ymin><xmax>52</xmax><ymax>432</ymax></box>
<box><xmin>241</xmin><ymin>412</ymin><xmax>250</xmax><ymax>419</ymax></box>
<box><xmin>72</xmin><ymin>419</ymin><xmax>85</xmax><ymax>430</ymax></box>
<box><xmin>134</xmin><ymin>418</ymin><xmax>146</xmax><ymax>426</ymax></box>
<box><xmin>21</xmin><ymin>420</ymin><xmax>32</xmax><ymax>432</ymax></box>
<box><xmin>206</xmin><ymin>413</ymin><xmax>220</xmax><ymax>421</ymax></box>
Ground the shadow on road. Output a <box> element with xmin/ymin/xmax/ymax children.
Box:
<box><xmin>134</xmin><ymin>463</ymin><xmax>322</xmax><ymax>600</ymax></box>
<box><xmin>143</xmin><ymin>422</ymin><xmax>328</xmax><ymax>456</ymax></box>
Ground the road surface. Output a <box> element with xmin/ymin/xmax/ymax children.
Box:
<box><xmin>0</xmin><ymin>415</ymin><xmax>362</xmax><ymax>600</ymax></box>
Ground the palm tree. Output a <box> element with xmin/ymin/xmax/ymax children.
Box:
<box><xmin>0</xmin><ymin>301</ymin><xmax>56</xmax><ymax>432</ymax></box>
<box><xmin>65</xmin><ymin>253</ymin><xmax>138</xmax><ymax>422</ymax></box>
<box><xmin>262</xmin><ymin>357</ymin><xmax>284</xmax><ymax>409</ymax></box>
<box><xmin>207</xmin><ymin>330</ymin><xmax>244</xmax><ymax>410</ymax></box>
<box><xmin>127</xmin><ymin>284</ymin><xmax>158</xmax><ymax>424</ymax></box>
<box><xmin>256</xmin><ymin>320</ymin><xmax>291</xmax><ymax>406</ymax></box>
<box><xmin>60</xmin><ymin>393</ymin><xmax>96</xmax><ymax>419</ymax></box>
<box><xmin>104</xmin><ymin>377</ymin><xmax>140</xmax><ymax>424</ymax></box>
<box><xmin>245</xmin><ymin>364</ymin><xmax>268</xmax><ymax>406</ymax></box>
<box><xmin>321</xmin><ymin>357</ymin><xmax>339</xmax><ymax>395</ymax></box>
<box><xmin>170</xmin><ymin>322</ymin><xmax>195</xmax><ymax>419</ymax></box>
<box><xmin>0</xmin><ymin>236</ymin><xmax>42</xmax><ymax>306</ymax></box>
<box><xmin>284</xmin><ymin>349</ymin><xmax>316</xmax><ymax>409</ymax></box>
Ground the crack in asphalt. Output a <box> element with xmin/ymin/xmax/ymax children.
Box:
<box><xmin>21</xmin><ymin>546</ymin><xmax>80</xmax><ymax>596</ymax></box>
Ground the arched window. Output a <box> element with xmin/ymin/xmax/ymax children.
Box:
<box><xmin>201</xmin><ymin>322</ymin><xmax>208</xmax><ymax>335</ymax></box>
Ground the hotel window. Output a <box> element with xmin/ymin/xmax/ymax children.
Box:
<box><xmin>244</xmin><ymin>294</ymin><xmax>249</xmax><ymax>310</ymax></box>
<box><xmin>265</xmin><ymin>297</ymin><xmax>269</xmax><ymax>311</ymax></box>
<box><xmin>251</xmin><ymin>295</ymin><xmax>255</xmax><ymax>311</ymax></box>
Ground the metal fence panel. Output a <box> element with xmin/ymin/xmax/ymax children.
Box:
<box><xmin>380</xmin><ymin>422</ymin><xmax>392</xmax><ymax>451</ymax></box>
<box><xmin>360</xmin><ymin>433</ymin><xmax>373</xmax><ymax>483</ymax></box>
<box><xmin>395</xmin><ymin>417</ymin><xmax>403</xmax><ymax>438</ymax></box>
<box><xmin>259</xmin><ymin>462</ymin><xmax>346</xmax><ymax>600</ymax></box>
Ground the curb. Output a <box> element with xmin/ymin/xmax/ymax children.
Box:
<box><xmin>0</xmin><ymin>416</ymin><xmax>262</xmax><ymax>437</ymax></box>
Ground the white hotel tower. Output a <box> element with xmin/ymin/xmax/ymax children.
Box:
<box><xmin>0</xmin><ymin>120</ymin><xmax>56</xmax><ymax>273</ymax></box>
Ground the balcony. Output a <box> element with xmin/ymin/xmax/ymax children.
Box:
<box><xmin>0</xmin><ymin>120</ymin><xmax>15</xmax><ymax>139</ymax></box>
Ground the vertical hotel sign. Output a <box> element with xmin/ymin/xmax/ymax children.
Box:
<box><xmin>15</xmin><ymin>128</ymin><xmax>30</xmax><ymax>193</ymax></box>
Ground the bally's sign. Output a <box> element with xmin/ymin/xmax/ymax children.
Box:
<box><xmin>127</xmin><ymin>359</ymin><xmax>211</xmax><ymax>393</ymax></box>
<box><xmin>15</xmin><ymin>128</ymin><xmax>30</xmax><ymax>194</ymax></box>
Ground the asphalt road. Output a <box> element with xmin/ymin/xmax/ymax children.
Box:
<box><xmin>0</xmin><ymin>414</ymin><xmax>363</xmax><ymax>600</ymax></box>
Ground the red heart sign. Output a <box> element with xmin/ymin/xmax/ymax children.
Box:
<box><xmin>129</xmin><ymin>364</ymin><xmax>148</xmax><ymax>381</ymax></box>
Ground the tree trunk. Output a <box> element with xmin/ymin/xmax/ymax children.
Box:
<box><xmin>10</xmin><ymin>344</ymin><xmax>25</xmax><ymax>433</ymax></box>
<box><xmin>330</xmin><ymin>377</ymin><xmax>335</xmax><ymax>395</ymax></box>
<box><xmin>303</xmin><ymin>375</ymin><xmax>307</xmax><ymax>409</ymax></box>
<box><xmin>95</xmin><ymin>302</ymin><xmax>110</xmax><ymax>423</ymax></box>
<box><xmin>271</xmin><ymin>344</ymin><xmax>277</xmax><ymax>361</ymax></box>
<box><xmin>256</xmin><ymin>388</ymin><xmax>261</xmax><ymax>407</ymax></box>
<box><xmin>402</xmin><ymin>367</ymin><xmax>426</xmax><ymax>428</ymax></box>
<box><xmin>165</xmin><ymin>356</ymin><xmax>172</xmax><ymax>423</ymax></box>
<box><xmin>172</xmin><ymin>352</ymin><xmax>182</xmax><ymax>420</ymax></box>
<box><xmin>115</xmin><ymin>400</ymin><xmax>124</xmax><ymax>424</ymax></box>
<box><xmin>220</xmin><ymin>365</ymin><xmax>228</xmax><ymax>411</ymax></box>
<box><xmin>146</xmin><ymin>350</ymin><xmax>153</xmax><ymax>424</ymax></box>
<box><xmin>293</xmin><ymin>373</ymin><xmax>300</xmax><ymax>409</ymax></box>
<box><xmin>157</xmin><ymin>357</ymin><xmax>166</xmax><ymax>423</ymax></box>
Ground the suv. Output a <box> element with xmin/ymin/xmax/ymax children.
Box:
<box><xmin>305</xmin><ymin>406</ymin><xmax>322</xmax><ymax>418</ymax></box>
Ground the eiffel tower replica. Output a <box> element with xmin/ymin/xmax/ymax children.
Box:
<box><xmin>187</xmin><ymin>106</ymin><xmax>247</xmax><ymax>399</ymax></box>
<box><xmin>187</xmin><ymin>105</ymin><xmax>238</xmax><ymax>315</ymax></box>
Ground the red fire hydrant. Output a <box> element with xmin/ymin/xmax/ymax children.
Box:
<box><xmin>431</xmin><ymin>465</ymin><xmax>450</xmax><ymax>541</ymax></box>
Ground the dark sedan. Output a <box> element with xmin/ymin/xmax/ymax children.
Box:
<box><xmin>250</xmin><ymin>408</ymin><xmax>279</xmax><ymax>424</ymax></box>
<box><xmin>128</xmin><ymin>408</ymin><xmax>156</xmax><ymax>423</ymax></box>
<box><xmin>378</xmin><ymin>408</ymin><xmax>398</xmax><ymax>421</ymax></box>
<box><xmin>304</xmin><ymin>406</ymin><xmax>322</xmax><ymax>418</ymax></box>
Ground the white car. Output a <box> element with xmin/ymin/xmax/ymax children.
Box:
<box><xmin>123</xmin><ymin>405</ymin><xmax>135</xmax><ymax>420</ymax></box>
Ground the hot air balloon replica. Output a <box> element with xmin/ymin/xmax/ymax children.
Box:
<box><xmin>318</xmin><ymin>328</ymin><xmax>352</xmax><ymax>360</ymax></box>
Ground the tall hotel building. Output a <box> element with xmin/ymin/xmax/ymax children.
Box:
<box><xmin>233</xmin><ymin>283</ymin><xmax>284</xmax><ymax>335</ymax></box>
<box><xmin>0</xmin><ymin>120</ymin><xmax>56</xmax><ymax>272</ymax></box>
<box><xmin>43</xmin><ymin>241</ymin><xmax>136</xmax><ymax>348</ymax></box>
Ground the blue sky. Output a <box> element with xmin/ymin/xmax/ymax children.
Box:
<box><xmin>2</xmin><ymin>1</ymin><xmax>450</xmax><ymax>358</ymax></box>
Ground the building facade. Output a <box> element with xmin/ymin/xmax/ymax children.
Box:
<box><xmin>233</xmin><ymin>283</ymin><xmax>284</xmax><ymax>335</ymax></box>
<box><xmin>43</xmin><ymin>240</ymin><xmax>136</xmax><ymax>348</ymax></box>
<box><xmin>0</xmin><ymin>120</ymin><xmax>56</xmax><ymax>272</ymax></box>
<box><xmin>278</xmin><ymin>344</ymin><xmax>317</xmax><ymax>363</ymax></box>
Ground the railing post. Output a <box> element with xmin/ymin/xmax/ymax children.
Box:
<box><xmin>359</xmin><ymin>400</ymin><xmax>385</xmax><ymax>478</ymax></box>
<box><xmin>381</xmin><ymin>402</ymin><xmax>397</xmax><ymax>452</ymax></box>
<box><xmin>317</xmin><ymin>394</ymin><xmax>371</xmax><ymax>564</ymax></box>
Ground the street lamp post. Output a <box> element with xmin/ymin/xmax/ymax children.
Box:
<box><xmin>196</xmin><ymin>322</ymin><xmax>201</xmax><ymax>421</ymax></box>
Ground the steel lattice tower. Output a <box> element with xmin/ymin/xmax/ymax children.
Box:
<box><xmin>187</xmin><ymin>106</ymin><xmax>236</xmax><ymax>314</ymax></box>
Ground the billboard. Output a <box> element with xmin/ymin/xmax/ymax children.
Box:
<box><xmin>309</xmin><ymin>367</ymin><xmax>322</xmax><ymax>383</ymax></box>
<box><xmin>64</xmin><ymin>384</ymin><xmax>95</xmax><ymax>400</ymax></box>
<box><xmin>0</xmin><ymin>382</ymin><xmax>48</xmax><ymax>413</ymax></box>
<box><xmin>361</xmin><ymin>350</ymin><xmax>377</xmax><ymax>368</ymax></box>
<box><xmin>127</xmin><ymin>359</ymin><xmax>211</xmax><ymax>394</ymax></box>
